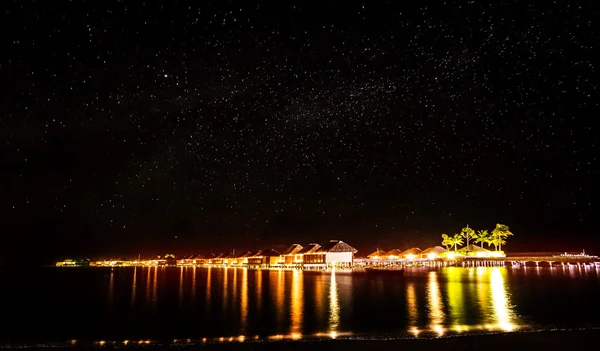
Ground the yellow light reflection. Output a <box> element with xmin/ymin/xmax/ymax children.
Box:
<box><xmin>290</xmin><ymin>269</ymin><xmax>303</xmax><ymax>335</ymax></box>
<box><xmin>232</xmin><ymin>268</ymin><xmax>238</xmax><ymax>309</ymax></box>
<box><xmin>328</xmin><ymin>269</ymin><xmax>340</xmax><ymax>335</ymax></box>
<box><xmin>108</xmin><ymin>270</ymin><xmax>114</xmax><ymax>304</ymax></box>
<box><xmin>131</xmin><ymin>267</ymin><xmax>137</xmax><ymax>304</ymax></box>
<box><xmin>191</xmin><ymin>266</ymin><xmax>197</xmax><ymax>301</ymax></box>
<box><xmin>426</xmin><ymin>271</ymin><xmax>445</xmax><ymax>336</ymax></box>
<box><xmin>405</xmin><ymin>282</ymin><xmax>418</xmax><ymax>328</ymax></box>
<box><xmin>206</xmin><ymin>267</ymin><xmax>212</xmax><ymax>303</ymax></box>
<box><xmin>315</xmin><ymin>274</ymin><xmax>325</xmax><ymax>323</ymax></box>
<box><xmin>145</xmin><ymin>266</ymin><xmax>151</xmax><ymax>301</ymax></box>
<box><xmin>255</xmin><ymin>269</ymin><xmax>263</xmax><ymax>311</ymax></box>
<box><xmin>446</xmin><ymin>268</ymin><xmax>466</xmax><ymax>327</ymax></box>
<box><xmin>241</xmin><ymin>268</ymin><xmax>248</xmax><ymax>334</ymax></box>
<box><xmin>178</xmin><ymin>267</ymin><xmax>184</xmax><ymax>306</ymax></box>
<box><xmin>152</xmin><ymin>266</ymin><xmax>158</xmax><ymax>305</ymax></box>
<box><xmin>274</xmin><ymin>269</ymin><xmax>285</xmax><ymax>325</ymax></box>
<box><xmin>490</xmin><ymin>268</ymin><xmax>516</xmax><ymax>331</ymax></box>
<box><xmin>223</xmin><ymin>267</ymin><xmax>229</xmax><ymax>312</ymax></box>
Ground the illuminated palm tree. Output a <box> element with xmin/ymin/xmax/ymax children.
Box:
<box><xmin>491</xmin><ymin>223</ymin><xmax>513</xmax><ymax>251</ymax></box>
<box><xmin>488</xmin><ymin>236</ymin><xmax>506</xmax><ymax>251</ymax></box>
<box><xmin>441</xmin><ymin>233</ymin><xmax>452</xmax><ymax>250</ymax></box>
<box><xmin>461</xmin><ymin>225</ymin><xmax>476</xmax><ymax>247</ymax></box>
<box><xmin>474</xmin><ymin>230</ymin><xmax>489</xmax><ymax>248</ymax></box>
<box><xmin>449</xmin><ymin>233</ymin><xmax>464</xmax><ymax>251</ymax></box>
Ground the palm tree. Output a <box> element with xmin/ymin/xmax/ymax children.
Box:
<box><xmin>491</xmin><ymin>223</ymin><xmax>513</xmax><ymax>251</ymax></box>
<box><xmin>488</xmin><ymin>236</ymin><xmax>506</xmax><ymax>251</ymax></box>
<box><xmin>450</xmin><ymin>233</ymin><xmax>464</xmax><ymax>251</ymax></box>
<box><xmin>461</xmin><ymin>225</ymin><xmax>476</xmax><ymax>247</ymax></box>
<box><xmin>474</xmin><ymin>230</ymin><xmax>489</xmax><ymax>248</ymax></box>
<box><xmin>441</xmin><ymin>233</ymin><xmax>452</xmax><ymax>250</ymax></box>
<box><xmin>484</xmin><ymin>236</ymin><xmax>495</xmax><ymax>249</ymax></box>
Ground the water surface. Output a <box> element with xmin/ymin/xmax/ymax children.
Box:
<box><xmin>1</xmin><ymin>265</ymin><xmax>599</xmax><ymax>343</ymax></box>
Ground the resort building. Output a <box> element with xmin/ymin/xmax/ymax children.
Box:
<box><xmin>384</xmin><ymin>249</ymin><xmax>403</xmax><ymax>260</ymax></box>
<box><xmin>367</xmin><ymin>249</ymin><xmax>387</xmax><ymax>259</ymax></box>
<box><xmin>419</xmin><ymin>246</ymin><xmax>447</xmax><ymax>259</ymax></box>
<box><xmin>457</xmin><ymin>245</ymin><xmax>501</xmax><ymax>257</ymax></box>
<box><xmin>278</xmin><ymin>244</ymin><xmax>304</xmax><ymax>265</ymax></box>
<box><xmin>246</xmin><ymin>249</ymin><xmax>281</xmax><ymax>266</ymax></box>
<box><xmin>399</xmin><ymin>248</ymin><xmax>422</xmax><ymax>259</ymax></box>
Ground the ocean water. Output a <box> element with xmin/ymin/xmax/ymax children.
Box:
<box><xmin>1</xmin><ymin>265</ymin><xmax>599</xmax><ymax>344</ymax></box>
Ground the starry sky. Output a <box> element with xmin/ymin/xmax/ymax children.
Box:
<box><xmin>2</xmin><ymin>1</ymin><xmax>599</xmax><ymax>263</ymax></box>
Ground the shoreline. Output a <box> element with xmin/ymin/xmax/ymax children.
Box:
<box><xmin>2</xmin><ymin>328</ymin><xmax>600</xmax><ymax>350</ymax></box>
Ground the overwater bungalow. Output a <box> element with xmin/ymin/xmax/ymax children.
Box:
<box><xmin>178</xmin><ymin>254</ymin><xmax>196</xmax><ymax>265</ymax></box>
<box><xmin>279</xmin><ymin>244</ymin><xmax>304</xmax><ymax>265</ymax></box>
<box><xmin>245</xmin><ymin>249</ymin><xmax>281</xmax><ymax>266</ymax></box>
<box><xmin>367</xmin><ymin>249</ymin><xmax>387</xmax><ymax>259</ymax></box>
<box><xmin>419</xmin><ymin>246</ymin><xmax>447</xmax><ymax>259</ymax></box>
<box><xmin>209</xmin><ymin>253</ymin><xmax>224</xmax><ymax>265</ymax></box>
<box><xmin>308</xmin><ymin>240</ymin><xmax>357</xmax><ymax>268</ymax></box>
<box><xmin>399</xmin><ymin>248</ymin><xmax>422</xmax><ymax>260</ymax></box>
<box><xmin>385</xmin><ymin>249</ymin><xmax>403</xmax><ymax>260</ymax></box>
<box><xmin>56</xmin><ymin>258</ymin><xmax>89</xmax><ymax>267</ymax></box>
<box><xmin>456</xmin><ymin>244</ymin><xmax>503</xmax><ymax>257</ymax></box>
<box><xmin>233</xmin><ymin>251</ymin><xmax>252</xmax><ymax>265</ymax></box>
<box><xmin>260</xmin><ymin>249</ymin><xmax>282</xmax><ymax>265</ymax></box>
<box><xmin>222</xmin><ymin>252</ymin><xmax>237</xmax><ymax>265</ymax></box>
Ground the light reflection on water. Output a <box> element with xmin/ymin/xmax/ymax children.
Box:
<box><xmin>290</xmin><ymin>269</ymin><xmax>303</xmax><ymax>337</ymax></box>
<box><xmin>328</xmin><ymin>269</ymin><xmax>340</xmax><ymax>337</ymax></box>
<box><xmin>405</xmin><ymin>282</ymin><xmax>418</xmax><ymax>328</ymax></box>
<box><xmin>24</xmin><ymin>265</ymin><xmax>599</xmax><ymax>342</ymax></box>
<box><xmin>426</xmin><ymin>271</ymin><xmax>445</xmax><ymax>335</ymax></box>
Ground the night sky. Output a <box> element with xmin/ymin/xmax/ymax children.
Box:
<box><xmin>2</xmin><ymin>1</ymin><xmax>598</xmax><ymax>264</ymax></box>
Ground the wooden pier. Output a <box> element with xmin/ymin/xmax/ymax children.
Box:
<box><xmin>356</xmin><ymin>254</ymin><xmax>600</xmax><ymax>269</ymax></box>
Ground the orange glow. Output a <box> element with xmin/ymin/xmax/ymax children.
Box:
<box><xmin>427</xmin><ymin>271</ymin><xmax>445</xmax><ymax>336</ymax></box>
<box><xmin>276</xmin><ymin>270</ymin><xmax>285</xmax><ymax>324</ymax></box>
<box><xmin>406</xmin><ymin>283</ymin><xmax>418</xmax><ymax>327</ymax></box>
<box><xmin>152</xmin><ymin>266</ymin><xmax>158</xmax><ymax>305</ymax></box>
<box><xmin>223</xmin><ymin>267</ymin><xmax>229</xmax><ymax>312</ymax></box>
<box><xmin>241</xmin><ymin>268</ymin><xmax>248</xmax><ymax>333</ymax></box>
<box><xmin>406</xmin><ymin>254</ymin><xmax>415</xmax><ymax>260</ymax></box>
<box><xmin>108</xmin><ymin>270</ymin><xmax>114</xmax><ymax>304</ymax></box>
<box><xmin>328</xmin><ymin>269</ymin><xmax>340</xmax><ymax>335</ymax></box>
<box><xmin>131</xmin><ymin>267</ymin><xmax>137</xmax><ymax>303</ymax></box>
<box><xmin>178</xmin><ymin>267</ymin><xmax>184</xmax><ymax>305</ymax></box>
<box><xmin>255</xmin><ymin>269</ymin><xmax>262</xmax><ymax>311</ymax></box>
<box><xmin>290</xmin><ymin>269</ymin><xmax>303</xmax><ymax>335</ymax></box>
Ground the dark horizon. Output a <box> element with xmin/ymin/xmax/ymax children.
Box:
<box><xmin>2</xmin><ymin>1</ymin><xmax>598</xmax><ymax>267</ymax></box>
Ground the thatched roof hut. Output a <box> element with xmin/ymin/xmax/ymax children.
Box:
<box><xmin>420</xmin><ymin>246</ymin><xmax>447</xmax><ymax>258</ymax></box>
<box><xmin>259</xmin><ymin>249</ymin><xmax>281</xmax><ymax>257</ymax></box>
<box><xmin>318</xmin><ymin>240</ymin><xmax>358</xmax><ymax>253</ymax></box>
<box><xmin>367</xmin><ymin>249</ymin><xmax>387</xmax><ymax>259</ymax></box>
<box><xmin>282</xmin><ymin>244</ymin><xmax>303</xmax><ymax>255</ymax></box>
<box><xmin>298</xmin><ymin>243</ymin><xmax>321</xmax><ymax>254</ymax></box>
<box><xmin>385</xmin><ymin>249</ymin><xmax>403</xmax><ymax>257</ymax></box>
<box><xmin>399</xmin><ymin>248</ymin><xmax>422</xmax><ymax>258</ymax></box>
<box><xmin>457</xmin><ymin>245</ymin><xmax>492</xmax><ymax>256</ymax></box>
